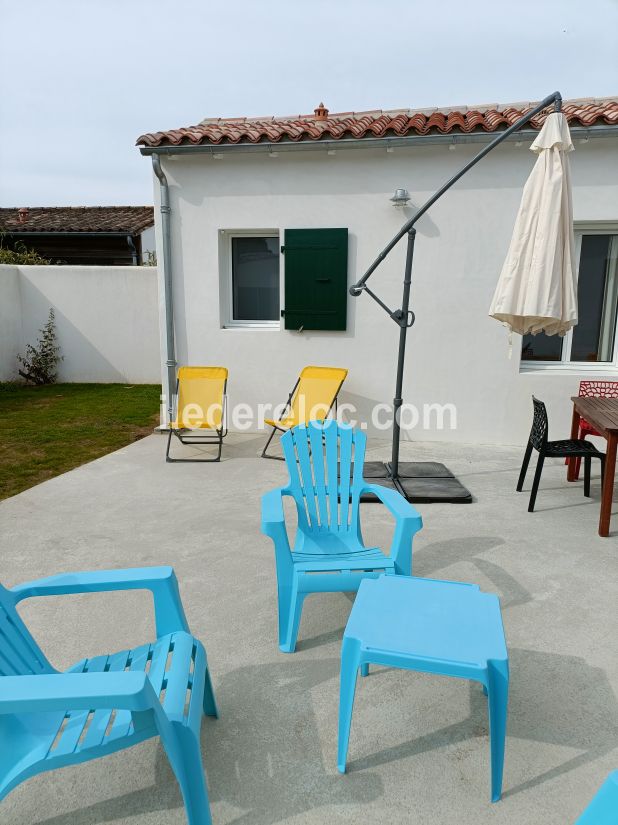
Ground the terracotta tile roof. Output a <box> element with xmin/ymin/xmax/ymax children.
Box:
<box><xmin>137</xmin><ymin>97</ymin><xmax>618</xmax><ymax>148</ymax></box>
<box><xmin>0</xmin><ymin>206</ymin><xmax>154</xmax><ymax>234</ymax></box>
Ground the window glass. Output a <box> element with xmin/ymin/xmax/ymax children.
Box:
<box><xmin>231</xmin><ymin>236</ymin><xmax>279</xmax><ymax>321</ymax></box>
<box><xmin>521</xmin><ymin>332</ymin><xmax>562</xmax><ymax>361</ymax></box>
<box><xmin>571</xmin><ymin>235</ymin><xmax>618</xmax><ymax>362</ymax></box>
<box><xmin>521</xmin><ymin>232</ymin><xmax>618</xmax><ymax>364</ymax></box>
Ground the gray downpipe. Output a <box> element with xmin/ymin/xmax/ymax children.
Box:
<box><xmin>151</xmin><ymin>154</ymin><xmax>176</xmax><ymax>423</ymax></box>
<box><xmin>126</xmin><ymin>234</ymin><xmax>138</xmax><ymax>265</ymax></box>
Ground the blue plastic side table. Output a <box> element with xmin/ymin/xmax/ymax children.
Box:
<box><xmin>337</xmin><ymin>574</ymin><xmax>509</xmax><ymax>802</ymax></box>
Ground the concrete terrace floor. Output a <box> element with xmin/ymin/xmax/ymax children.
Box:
<box><xmin>0</xmin><ymin>433</ymin><xmax>616</xmax><ymax>825</ymax></box>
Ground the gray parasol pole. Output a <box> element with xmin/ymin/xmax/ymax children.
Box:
<box><xmin>350</xmin><ymin>92</ymin><xmax>563</xmax><ymax>483</ymax></box>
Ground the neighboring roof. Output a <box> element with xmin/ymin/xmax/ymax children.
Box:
<box><xmin>0</xmin><ymin>206</ymin><xmax>154</xmax><ymax>234</ymax></box>
<box><xmin>137</xmin><ymin>97</ymin><xmax>618</xmax><ymax>148</ymax></box>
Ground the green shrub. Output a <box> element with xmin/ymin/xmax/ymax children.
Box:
<box><xmin>17</xmin><ymin>308</ymin><xmax>63</xmax><ymax>385</ymax></box>
<box><xmin>0</xmin><ymin>235</ymin><xmax>49</xmax><ymax>265</ymax></box>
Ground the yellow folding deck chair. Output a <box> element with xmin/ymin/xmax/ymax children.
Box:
<box><xmin>166</xmin><ymin>366</ymin><xmax>228</xmax><ymax>462</ymax></box>
<box><xmin>262</xmin><ymin>365</ymin><xmax>348</xmax><ymax>459</ymax></box>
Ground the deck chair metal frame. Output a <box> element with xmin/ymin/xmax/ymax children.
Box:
<box><xmin>262</xmin><ymin>366</ymin><xmax>348</xmax><ymax>460</ymax></box>
<box><xmin>166</xmin><ymin>368</ymin><xmax>228</xmax><ymax>463</ymax></box>
<box><xmin>0</xmin><ymin>566</ymin><xmax>218</xmax><ymax>825</ymax></box>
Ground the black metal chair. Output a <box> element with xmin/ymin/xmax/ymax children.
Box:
<box><xmin>517</xmin><ymin>396</ymin><xmax>605</xmax><ymax>512</ymax></box>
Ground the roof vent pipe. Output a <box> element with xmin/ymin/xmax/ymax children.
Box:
<box><xmin>151</xmin><ymin>154</ymin><xmax>176</xmax><ymax>424</ymax></box>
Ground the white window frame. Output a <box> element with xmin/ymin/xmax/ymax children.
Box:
<box><xmin>219</xmin><ymin>229</ymin><xmax>281</xmax><ymax>330</ymax></box>
<box><xmin>520</xmin><ymin>221</ymin><xmax>618</xmax><ymax>374</ymax></box>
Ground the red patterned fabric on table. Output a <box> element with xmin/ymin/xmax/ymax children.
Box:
<box><xmin>579</xmin><ymin>381</ymin><xmax>618</xmax><ymax>433</ymax></box>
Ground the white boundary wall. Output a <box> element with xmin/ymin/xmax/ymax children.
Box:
<box><xmin>0</xmin><ymin>265</ymin><xmax>160</xmax><ymax>383</ymax></box>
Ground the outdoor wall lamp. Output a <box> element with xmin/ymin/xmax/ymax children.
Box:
<box><xmin>390</xmin><ymin>188</ymin><xmax>410</xmax><ymax>207</ymax></box>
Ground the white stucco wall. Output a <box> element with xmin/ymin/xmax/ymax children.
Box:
<box><xmin>0</xmin><ymin>265</ymin><xmax>160</xmax><ymax>383</ymax></box>
<box><xmin>0</xmin><ymin>265</ymin><xmax>22</xmax><ymax>379</ymax></box>
<box><xmin>152</xmin><ymin>137</ymin><xmax>618</xmax><ymax>445</ymax></box>
<box><xmin>139</xmin><ymin>226</ymin><xmax>156</xmax><ymax>263</ymax></box>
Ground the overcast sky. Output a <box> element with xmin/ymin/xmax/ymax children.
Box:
<box><xmin>1</xmin><ymin>0</ymin><xmax>616</xmax><ymax>207</ymax></box>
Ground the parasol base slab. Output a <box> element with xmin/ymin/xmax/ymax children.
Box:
<box><xmin>359</xmin><ymin>462</ymin><xmax>399</xmax><ymax>502</ymax></box>
<box><xmin>359</xmin><ymin>461</ymin><xmax>472</xmax><ymax>504</ymax></box>
<box><xmin>395</xmin><ymin>475</ymin><xmax>472</xmax><ymax>503</ymax></box>
<box><xmin>389</xmin><ymin>461</ymin><xmax>454</xmax><ymax>478</ymax></box>
<box><xmin>362</xmin><ymin>461</ymin><xmax>393</xmax><ymax>478</ymax></box>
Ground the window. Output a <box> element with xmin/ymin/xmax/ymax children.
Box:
<box><xmin>521</xmin><ymin>225</ymin><xmax>618</xmax><ymax>369</ymax></box>
<box><xmin>222</xmin><ymin>233</ymin><xmax>280</xmax><ymax>328</ymax></box>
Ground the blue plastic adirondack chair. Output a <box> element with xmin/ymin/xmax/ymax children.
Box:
<box><xmin>0</xmin><ymin>566</ymin><xmax>217</xmax><ymax>825</ymax></box>
<box><xmin>575</xmin><ymin>771</ymin><xmax>618</xmax><ymax>824</ymax></box>
<box><xmin>261</xmin><ymin>420</ymin><xmax>423</xmax><ymax>653</ymax></box>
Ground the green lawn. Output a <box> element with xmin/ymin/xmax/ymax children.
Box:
<box><xmin>0</xmin><ymin>383</ymin><xmax>161</xmax><ymax>500</ymax></box>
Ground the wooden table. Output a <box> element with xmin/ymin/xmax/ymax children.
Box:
<box><xmin>568</xmin><ymin>396</ymin><xmax>618</xmax><ymax>536</ymax></box>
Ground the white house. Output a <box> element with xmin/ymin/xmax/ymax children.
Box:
<box><xmin>138</xmin><ymin>97</ymin><xmax>618</xmax><ymax>445</ymax></box>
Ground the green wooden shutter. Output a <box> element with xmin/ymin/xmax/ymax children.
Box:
<box><xmin>282</xmin><ymin>228</ymin><xmax>348</xmax><ymax>331</ymax></box>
